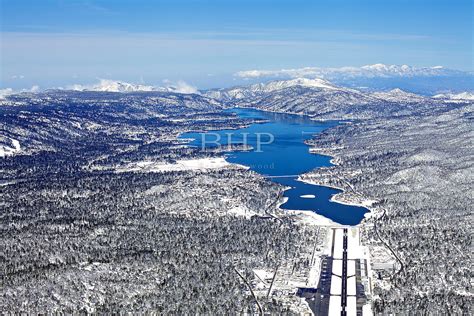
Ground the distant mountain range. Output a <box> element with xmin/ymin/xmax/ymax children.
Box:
<box><xmin>67</xmin><ymin>79</ymin><xmax>198</xmax><ymax>94</ymax></box>
<box><xmin>235</xmin><ymin>63</ymin><xmax>469</xmax><ymax>80</ymax></box>
<box><xmin>203</xmin><ymin>77</ymin><xmax>472</xmax><ymax>119</ymax></box>
<box><xmin>234</xmin><ymin>64</ymin><xmax>473</xmax><ymax>95</ymax></box>
<box><xmin>203</xmin><ymin>77</ymin><xmax>450</xmax><ymax>104</ymax></box>
<box><xmin>1</xmin><ymin>63</ymin><xmax>472</xmax><ymax>98</ymax></box>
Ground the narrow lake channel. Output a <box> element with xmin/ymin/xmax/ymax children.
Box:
<box><xmin>181</xmin><ymin>108</ymin><xmax>368</xmax><ymax>225</ymax></box>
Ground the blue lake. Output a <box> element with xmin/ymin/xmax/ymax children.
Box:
<box><xmin>181</xmin><ymin>108</ymin><xmax>368</xmax><ymax>225</ymax></box>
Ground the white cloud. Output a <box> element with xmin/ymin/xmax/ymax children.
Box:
<box><xmin>172</xmin><ymin>80</ymin><xmax>198</xmax><ymax>94</ymax></box>
<box><xmin>0</xmin><ymin>88</ymin><xmax>14</xmax><ymax>99</ymax></box>
<box><xmin>0</xmin><ymin>86</ymin><xmax>41</xmax><ymax>99</ymax></box>
<box><xmin>30</xmin><ymin>85</ymin><xmax>40</xmax><ymax>92</ymax></box>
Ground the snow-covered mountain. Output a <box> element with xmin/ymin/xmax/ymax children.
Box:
<box><xmin>68</xmin><ymin>79</ymin><xmax>198</xmax><ymax>94</ymax></box>
<box><xmin>69</xmin><ymin>79</ymin><xmax>157</xmax><ymax>92</ymax></box>
<box><xmin>0</xmin><ymin>89</ymin><xmax>222</xmax><ymax>156</ymax></box>
<box><xmin>205</xmin><ymin>77</ymin><xmax>441</xmax><ymax>119</ymax></box>
<box><xmin>206</xmin><ymin>77</ymin><xmax>429</xmax><ymax>104</ymax></box>
<box><xmin>371</xmin><ymin>88</ymin><xmax>429</xmax><ymax>103</ymax></box>
<box><xmin>235</xmin><ymin>64</ymin><xmax>468</xmax><ymax>80</ymax></box>
<box><xmin>204</xmin><ymin>78</ymin><xmax>342</xmax><ymax>100</ymax></box>
<box><xmin>234</xmin><ymin>64</ymin><xmax>473</xmax><ymax>94</ymax></box>
<box><xmin>433</xmin><ymin>92</ymin><xmax>474</xmax><ymax>101</ymax></box>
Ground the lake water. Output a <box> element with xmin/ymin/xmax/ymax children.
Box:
<box><xmin>181</xmin><ymin>108</ymin><xmax>368</xmax><ymax>225</ymax></box>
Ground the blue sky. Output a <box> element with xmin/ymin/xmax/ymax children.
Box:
<box><xmin>1</xmin><ymin>0</ymin><xmax>472</xmax><ymax>89</ymax></box>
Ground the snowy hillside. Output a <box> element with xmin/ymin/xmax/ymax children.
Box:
<box><xmin>371</xmin><ymin>88</ymin><xmax>429</xmax><ymax>103</ymax></box>
<box><xmin>433</xmin><ymin>92</ymin><xmax>474</xmax><ymax>101</ymax></box>
<box><xmin>204</xmin><ymin>78</ymin><xmax>340</xmax><ymax>100</ymax></box>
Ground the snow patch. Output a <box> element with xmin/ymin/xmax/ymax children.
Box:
<box><xmin>0</xmin><ymin>138</ymin><xmax>21</xmax><ymax>157</ymax></box>
<box><xmin>227</xmin><ymin>206</ymin><xmax>255</xmax><ymax>219</ymax></box>
<box><xmin>286</xmin><ymin>209</ymin><xmax>340</xmax><ymax>227</ymax></box>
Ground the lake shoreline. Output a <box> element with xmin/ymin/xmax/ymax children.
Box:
<box><xmin>180</xmin><ymin>107</ymin><xmax>369</xmax><ymax>226</ymax></box>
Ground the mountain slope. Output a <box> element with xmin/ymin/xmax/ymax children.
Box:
<box><xmin>433</xmin><ymin>92</ymin><xmax>474</xmax><ymax>101</ymax></box>
<box><xmin>371</xmin><ymin>88</ymin><xmax>429</xmax><ymax>103</ymax></box>
<box><xmin>0</xmin><ymin>90</ymin><xmax>222</xmax><ymax>157</ymax></box>
<box><xmin>204</xmin><ymin>78</ymin><xmax>339</xmax><ymax>101</ymax></box>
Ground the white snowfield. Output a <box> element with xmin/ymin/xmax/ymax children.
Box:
<box><xmin>227</xmin><ymin>206</ymin><xmax>256</xmax><ymax>219</ymax></box>
<box><xmin>348</xmin><ymin>260</ymin><xmax>356</xmax><ymax>277</ymax></box>
<box><xmin>333</xmin><ymin>229</ymin><xmax>344</xmax><ymax>259</ymax></box>
<box><xmin>286</xmin><ymin>209</ymin><xmax>339</xmax><ymax>227</ymax></box>
<box><xmin>347</xmin><ymin>297</ymin><xmax>357</xmax><ymax>316</ymax></box>
<box><xmin>330</xmin><ymin>275</ymin><xmax>342</xmax><ymax>295</ymax></box>
<box><xmin>0</xmin><ymin>138</ymin><xmax>21</xmax><ymax>157</ymax></box>
<box><xmin>332</xmin><ymin>259</ymin><xmax>343</xmax><ymax>276</ymax></box>
<box><xmin>347</xmin><ymin>227</ymin><xmax>363</xmax><ymax>260</ymax></box>
<box><xmin>329</xmin><ymin>296</ymin><xmax>342</xmax><ymax>315</ymax></box>
<box><xmin>348</xmin><ymin>273</ymin><xmax>357</xmax><ymax>296</ymax></box>
<box><xmin>116</xmin><ymin>157</ymin><xmax>247</xmax><ymax>173</ymax></box>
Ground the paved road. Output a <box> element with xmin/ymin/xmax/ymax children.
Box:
<box><xmin>341</xmin><ymin>228</ymin><xmax>348</xmax><ymax>315</ymax></box>
<box><xmin>303</xmin><ymin>227</ymin><xmax>363</xmax><ymax>316</ymax></box>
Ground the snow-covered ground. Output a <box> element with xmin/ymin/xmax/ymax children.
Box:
<box><xmin>330</xmin><ymin>194</ymin><xmax>377</xmax><ymax>208</ymax></box>
<box><xmin>227</xmin><ymin>206</ymin><xmax>256</xmax><ymax>219</ymax></box>
<box><xmin>348</xmin><ymin>260</ymin><xmax>356</xmax><ymax>277</ymax></box>
<box><xmin>330</xmin><ymin>275</ymin><xmax>341</xmax><ymax>295</ymax></box>
<box><xmin>347</xmin><ymin>297</ymin><xmax>357</xmax><ymax>316</ymax></box>
<box><xmin>329</xmin><ymin>296</ymin><xmax>342</xmax><ymax>315</ymax></box>
<box><xmin>333</xmin><ymin>229</ymin><xmax>344</xmax><ymax>259</ymax></box>
<box><xmin>347</xmin><ymin>227</ymin><xmax>363</xmax><ymax>260</ymax></box>
<box><xmin>286</xmin><ymin>209</ymin><xmax>340</xmax><ymax>227</ymax></box>
<box><xmin>0</xmin><ymin>138</ymin><xmax>21</xmax><ymax>157</ymax></box>
<box><xmin>348</xmin><ymin>275</ymin><xmax>357</xmax><ymax>296</ymax></box>
<box><xmin>333</xmin><ymin>259</ymin><xmax>342</xmax><ymax>276</ymax></box>
<box><xmin>115</xmin><ymin>157</ymin><xmax>248</xmax><ymax>173</ymax></box>
<box><xmin>433</xmin><ymin>91</ymin><xmax>474</xmax><ymax>101</ymax></box>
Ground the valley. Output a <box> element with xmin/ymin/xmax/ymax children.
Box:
<box><xmin>1</xmin><ymin>78</ymin><xmax>472</xmax><ymax>314</ymax></box>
